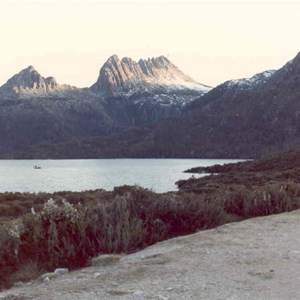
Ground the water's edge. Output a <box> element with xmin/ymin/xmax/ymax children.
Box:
<box><xmin>0</xmin><ymin>159</ymin><xmax>243</xmax><ymax>193</ymax></box>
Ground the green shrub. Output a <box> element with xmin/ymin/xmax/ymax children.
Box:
<box><xmin>3</xmin><ymin>180</ymin><xmax>300</xmax><ymax>290</ymax></box>
<box><xmin>19</xmin><ymin>198</ymin><xmax>92</xmax><ymax>270</ymax></box>
<box><xmin>91</xmin><ymin>195</ymin><xmax>145</xmax><ymax>253</ymax></box>
<box><xmin>0</xmin><ymin>224</ymin><xmax>20</xmax><ymax>288</ymax></box>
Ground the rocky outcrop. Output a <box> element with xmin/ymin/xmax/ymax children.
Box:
<box><xmin>0</xmin><ymin>66</ymin><xmax>74</xmax><ymax>99</ymax></box>
<box><xmin>91</xmin><ymin>55</ymin><xmax>211</xmax><ymax>97</ymax></box>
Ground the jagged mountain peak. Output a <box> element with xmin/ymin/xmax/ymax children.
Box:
<box><xmin>121</xmin><ymin>57</ymin><xmax>135</xmax><ymax>64</ymax></box>
<box><xmin>0</xmin><ymin>66</ymin><xmax>74</xmax><ymax>99</ymax></box>
<box><xmin>107</xmin><ymin>54</ymin><xmax>120</xmax><ymax>63</ymax></box>
<box><xmin>106</xmin><ymin>55</ymin><xmax>170</xmax><ymax>66</ymax></box>
<box><xmin>138</xmin><ymin>55</ymin><xmax>170</xmax><ymax>66</ymax></box>
<box><xmin>25</xmin><ymin>65</ymin><xmax>35</xmax><ymax>71</ymax></box>
<box><xmin>91</xmin><ymin>55</ymin><xmax>211</xmax><ymax>97</ymax></box>
<box><xmin>155</xmin><ymin>55</ymin><xmax>169</xmax><ymax>61</ymax></box>
<box><xmin>2</xmin><ymin>66</ymin><xmax>51</xmax><ymax>94</ymax></box>
<box><xmin>16</xmin><ymin>65</ymin><xmax>49</xmax><ymax>84</ymax></box>
<box><xmin>14</xmin><ymin>65</ymin><xmax>42</xmax><ymax>80</ymax></box>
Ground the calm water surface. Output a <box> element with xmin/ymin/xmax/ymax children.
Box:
<box><xmin>0</xmin><ymin>159</ymin><xmax>242</xmax><ymax>193</ymax></box>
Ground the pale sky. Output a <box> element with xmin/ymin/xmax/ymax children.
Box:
<box><xmin>0</xmin><ymin>0</ymin><xmax>299</xmax><ymax>88</ymax></box>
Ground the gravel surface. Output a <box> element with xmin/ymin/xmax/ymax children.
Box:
<box><xmin>1</xmin><ymin>210</ymin><xmax>300</xmax><ymax>299</ymax></box>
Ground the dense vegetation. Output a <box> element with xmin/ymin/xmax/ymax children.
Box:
<box><xmin>2</xmin><ymin>149</ymin><xmax>300</xmax><ymax>289</ymax></box>
<box><xmin>184</xmin><ymin>149</ymin><xmax>300</xmax><ymax>174</ymax></box>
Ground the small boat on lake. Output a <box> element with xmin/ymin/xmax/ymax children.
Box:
<box><xmin>33</xmin><ymin>165</ymin><xmax>42</xmax><ymax>169</ymax></box>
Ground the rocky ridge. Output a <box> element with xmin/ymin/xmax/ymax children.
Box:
<box><xmin>0</xmin><ymin>66</ymin><xmax>76</xmax><ymax>99</ymax></box>
<box><xmin>91</xmin><ymin>55</ymin><xmax>211</xmax><ymax>97</ymax></box>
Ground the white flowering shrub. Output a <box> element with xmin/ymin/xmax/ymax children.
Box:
<box><xmin>19</xmin><ymin>198</ymin><xmax>91</xmax><ymax>270</ymax></box>
<box><xmin>37</xmin><ymin>198</ymin><xmax>81</xmax><ymax>223</ymax></box>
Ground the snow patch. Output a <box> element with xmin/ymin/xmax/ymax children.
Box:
<box><xmin>225</xmin><ymin>70</ymin><xmax>276</xmax><ymax>90</ymax></box>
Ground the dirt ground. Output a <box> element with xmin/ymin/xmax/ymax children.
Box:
<box><xmin>1</xmin><ymin>209</ymin><xmax>300</xmax><ymax>300</ymax></box>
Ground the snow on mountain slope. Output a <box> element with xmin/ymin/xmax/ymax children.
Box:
<box><xmin>224</xmin><ymin>69</ymin><xmax>276</xmax><ymax>90</ymax></box>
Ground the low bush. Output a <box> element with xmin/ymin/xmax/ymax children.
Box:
<box><xmin>0</xmin><ymin>224</ymin><xmax>20</xmax><ymax>287</ymax></box>
<box><xmin>2</xmin><ymin>179</ymin><xmax>300</xmax><ymax>289</ymax></box>
<box><xmin>19</xmin><ymin>199</ymin><xmax>93</xmax><ymax>270</ymax></box>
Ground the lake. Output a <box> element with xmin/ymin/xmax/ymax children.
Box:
<box><xmin>0</xmin><ymin>159</ymin><xmax>242</xmax><ymax>193</ymax></box>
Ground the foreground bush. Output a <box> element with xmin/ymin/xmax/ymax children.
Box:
<box><xmin>0</xmin><ymin>224</ymin><xmax>20</xmax><ymax>286</ymax></box>
<box><xmin>2</xmin><ymin>181</ymin><xmax>300</xmax><ymax>289</ymax></box>
<box><xmin>19</xmin><ymin>199</ymin><xmax>93</xmax><ymax>270</ymax></box>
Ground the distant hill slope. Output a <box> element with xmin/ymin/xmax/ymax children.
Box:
<box><xmin>0</xmin><ymin>97</ymin><xmax>117</xmax><ymax>157</ymax></box>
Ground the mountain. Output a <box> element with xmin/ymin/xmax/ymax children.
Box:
<box><xmin>4</xmin><ymin>52</ymin><xmax>300</xmax><ymax>159</ymax></box>
<box><xmin>91</xmin><ymin>55</ymin><xmax>211</xmax><ymax>97</ymax></box>
<box><xmin>146</xmin><ymin>51</ymin><xmax>300</xmax><ymax>158</ymax></box>
<box><xmin>21</xmin><ymin>52</ymin><xmax>300</xmax><ymax>159</ymax></box>
<box><xmin>0</xmin><ymin>64</ymin><xmax>120</xmax><ymax>156</ymax></box>
<box><xmin>0</xmin><ymin>66</ymin><xmax>115</xmax><ymax>156</ymax></box>
<box><xmin>90</xmin><ymin>55</ymin><xmax>211</xmax><ymax>126</ymax></box>
<box><xmin>0</xmin><ymin>55</ymin><xmax>210</xmax><ymax>157</ymax></box>
<box><xmin>0</xmin><ymin>66</ymin><xmax>75</xmax><ymax>99</ymax></box>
